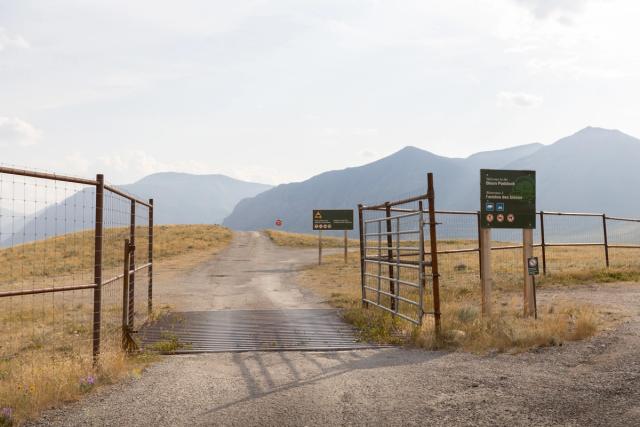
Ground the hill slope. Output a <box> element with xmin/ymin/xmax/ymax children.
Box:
<box><xmin>5</xmin><ymin>173</ymin><xmax>271</xmax><ymax>245</ymax></box>
<box><xmin>121</xmin><ymin>172</ymin><xmax>272</xmax><ymax>225</ymax></box>
<box><xmin>223</xmin><ymin>127</ymin><xmax>639</xmax><ymax>233</ymax></box>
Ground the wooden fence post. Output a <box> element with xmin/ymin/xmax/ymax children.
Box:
<box><xmin>479</xmin><ymin>227</ymin><xmax>492</xmax><ymax>317</ymax></box>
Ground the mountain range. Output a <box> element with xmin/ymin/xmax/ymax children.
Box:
<box><xmin>224</xmin><ymin>127</ymin><xmax>640</xmax><ymax>233</ymax></box>
<box><xmin>3</xmin><ymin>173</ymin><xmax>270</xmax><ymax>245</ymax></box>
<box><xmin>4</xmin><ymin>126</ymin><xmax>640</xmax><ymax>243</ymax></box>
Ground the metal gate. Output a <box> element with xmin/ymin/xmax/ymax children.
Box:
<box><xmin>358</xmin><ymin>173</ymin><xmax>441</xmax><ymax>334</ymax></box>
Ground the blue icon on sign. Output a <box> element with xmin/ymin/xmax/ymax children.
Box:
<box><xmin>485</xmin><ymin>202</ymin><xmax>495</xmax><ymax>212</ymax></box>
<box><xmin>496</xmin><ymin>203</ymin><xmax>505</xmax><ymax>212</ymax></box>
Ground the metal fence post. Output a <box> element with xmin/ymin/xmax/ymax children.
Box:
<box><xmin>540</xmin><ymin>211</ymin><xmax>547</xmax><ymax>275</ymax></box>
<box><xmin>92</xmin><ymin>174</ymin><xmax>104</xmax><ymax>363</ymax></box>
<box><xmin>385</xmin><ymin>202</ymin><xmax>395</xmax><ymax>311</ymax></box>
<box><xmin>427</xmin><ymin>173</ymin><xmax>441</xmax><ymax>339</ymax></box>
<box><xmin>148</xmin><ymin>198</ymin><xmax>154</xmax><ymax>315</ymax></box>
<box><xmin>122</xmin><ymin>239</ymin><xmax>131</xmax><ymax>351</ymax></box>
<box><xmin>418</xmin><ymin>201</ymin><xmax>426</xmax><ymax>324</ymax></box>
<box><xmin>603</xmin><ymin>214</ymin><xmax>610</xmax><ymax>268</ymax></box>
<box><xmin>357</xmin><ymin>204</ymin><xmax>367</xmax><ymax>308</ymax></box>
<box><xmin>476</xmin><ymin>211</ymin><xmax>483</xmax><ymax>282</ymax></box>
<box><xmin>128</xmin><ymin>200</ymin><xmax>136</xmax><ymax>328</ymax></box>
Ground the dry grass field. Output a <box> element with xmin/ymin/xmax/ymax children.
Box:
<box><xmin>0</xmin><ymin>224</ymin><xmax>232</xmax><ymax>425</ymax></box>
<box><xmin>299</xmin><ymin>252</ymin><xmax>602</xmax><ymax>352</ymax></box>
<box><xmin>295</xmin><ymin>234</ymin><xmax>640</xmax><ymax>353</ymax></box>
<box><xmin>265</xmin><ymin>229</ymin><xmax>359</xmax><ymax>248</ymax></box>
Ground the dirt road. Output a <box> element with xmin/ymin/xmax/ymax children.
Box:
<box><xmin>32</xmin><ymin>233</ymin><xmax>640</xmax><ymax>426</ymax></box>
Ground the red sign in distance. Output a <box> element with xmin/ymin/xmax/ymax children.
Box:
<box><xmin>275</xmin><ymin>219</ymin><xmax>283</xmax><ymax>227</ymax></box>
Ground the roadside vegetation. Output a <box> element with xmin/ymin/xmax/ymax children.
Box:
<box><xmin>0</xmin><ymin>224</ymin><xmax>232</xmax><ymax>425</ymax></box>
<box><xmin>265</xmin><ymin>229</ymin><xmax>359</xmax><ymax>248</ymax></box>
<box><xmin>299</xmin><ymin>247</ymin><xmax>616</xmax><ymax>353</ymax></box>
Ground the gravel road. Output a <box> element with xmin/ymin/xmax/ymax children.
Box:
<box><xmin>31</xmin><ymin>233</ymin><xmax>640</xmax><ymax>426</ymax></box>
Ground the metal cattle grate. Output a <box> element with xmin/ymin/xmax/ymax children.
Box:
<box><xmin>138</xmin><ymin>309</ymin><xmax>385</xmax><ymax>354</ymax></box>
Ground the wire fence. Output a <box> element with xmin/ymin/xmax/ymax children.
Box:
<box><xmin>0</xmin><ymin>166</ymin><xmax>154</xmax><ymax>391</ymax></box>
<box><xmin>360</xmin><ymin>184</ymin><xmax>640</xmax><ymax>325</ymax></box>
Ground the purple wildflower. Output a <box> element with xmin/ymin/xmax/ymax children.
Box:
<box><xmin>86</xmin><ymin>375</ymin><xmax>96</xmax><ymax>385</ymax></box>
<box><xmin>1</xmin><ymin>407</ymin><xmax>12</xmax><ymax>419</ymax></box>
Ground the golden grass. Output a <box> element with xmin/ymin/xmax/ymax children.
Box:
<box><xmin>264</xmin><ymin>229</ymin><xmax>359</xmax><ymax>248</ymax></box>
<box><xmin>0</xmin><ymin>224</ymin><xmax>233</xmax><ymax>287</ymax></box>
<box><xmin>297</xmin><ymin>252</ymin><xmax>604</xmax><ymax>354</ymax></box>
<box><xmin>0</xmin><ymin>224</ymin><xmax>233</xmax><ymax>425</ymax></box>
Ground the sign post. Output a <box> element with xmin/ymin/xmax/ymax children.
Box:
<box><xmin>480</xmin><ymin>169</ymin><xmax>536</xmax><ymax>317</ymax></box>
<box><xmin>527</xmin><ymin>256</ymin><xmax>539</xmax><ymax>319</ymax></box>
<box><xmin>313</xmin><ymin>209</ymin><xmax>354</xmax><ymax>265</ymax></box>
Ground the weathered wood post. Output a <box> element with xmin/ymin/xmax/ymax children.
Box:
<box><xmin>479</xmin><ymin>227</ymin><xmax>492</xmax><ymax>317</ymax></box>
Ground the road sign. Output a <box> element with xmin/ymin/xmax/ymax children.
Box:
<box><xmin>480</xmin><ymin>169</ymin><xmax>536</xmax><ymax>229</ymax></box>
<box><xmin>275</xmin><ymin>219</ymin><xmax>282</xmax><ymax>227</ymax></box>
<box><xmin>528</xmin><ymin>257</ymin><xmax>539</xmax><ymax>276</ymax></box>
<box><xmin>312</xmin><ymin>209</ymin><xmax>354</xmax><ymax>231</ymax></box>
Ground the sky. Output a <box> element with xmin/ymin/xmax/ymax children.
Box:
<box><xmin>1</xmin><ymin>0</ymin><xmax>640</xmax><ymax>185</ymax></box>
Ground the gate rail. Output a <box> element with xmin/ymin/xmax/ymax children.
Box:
<box><xmin>358</xmin><ymin>173</ymin><xmax>441</xmax><ymax>336</ymax></box>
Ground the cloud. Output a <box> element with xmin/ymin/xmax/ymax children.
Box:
<box><xmin>0</xmin><ymin>28</ymin><xmax>29</xmax><ymax>51</ymax></box>
<box><xmin>0</xmin><ymin>117</ymin><xmax>41</xmax><ymax>146</ymax></box>
<box><xmin>511</xmin><ymin>0</ymin><xmax>595</xmax><ymax>19</ymax></box>
<box><xmin>497</xmin><ymin>91</ymin><xmax>543</xmax><ymax>108</ymax></box>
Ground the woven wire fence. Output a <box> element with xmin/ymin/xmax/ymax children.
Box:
<box><xmin>0</xmin><ymin>166</ymin><xmax>153</xmax><ymax>406</ymax></box>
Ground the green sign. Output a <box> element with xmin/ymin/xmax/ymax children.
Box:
<box><xmin>528</xmin><ymin>257</ymin><xmax>539</xmax><ymax>276</ymax></box>
<box><xmin>480</xmin><ymin>169</ymin><xmax>536</xmax><ymax>229</ymax></box>
<box><xmin>313</xmin><ymin>209</ymin><xmax>354</xmax><ymax>231</ymax></box>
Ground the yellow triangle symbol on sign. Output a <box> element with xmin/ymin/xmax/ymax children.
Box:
<box><xmin>314</xmin><ymin>211</ymin><xmax>322</xmax><ymax>219</ymax></box>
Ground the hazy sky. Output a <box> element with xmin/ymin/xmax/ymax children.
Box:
<box><xmin>2</xmin><ymin>0</ymin><xmax>639</xmax><ymax>184</ymax></box>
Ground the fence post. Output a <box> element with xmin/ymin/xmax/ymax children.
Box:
<box><xmin>418</xmin><ymin>201</ymin><xmax>426</xmax><ymax>323</ymax></box>
<box><xmin>385</xmin><ymin>202</ymin><xmax>395</xmax><ymax>312</ymax></box>
<box><xmin>122</xmin><ymin>239</ymin><xmax>131</xmax><ymax>351</ymax></box>
<box><xmin>427</xmin><ymin>173</ymin><xmax>441</xmax><ymax>339</ymax></box>
<box><xmin>128</xmin><ymin>200</ymin><xmax>136</xmax><ymax>328</ymax></box>
<box><xmin>540</xmin><ymin>211</ymin><xmax>547</xmax><ymax>275</ymax></box>
<box><xmin>357</xmin><ymin>204</ymin><xmax>367</xmax><ymax>308</ymax></box>
<box><xmin>523</xmin><ymin>229</ymin><xmax>535</xmax><ymax>317</ymax></box>
<box><xmin>92</xmin><ymin>174</ymin><xmax>104</xmax><ymax>363</ymax></box>
<box><xmin>603</xmin><ymin>214</ymin><xmax>610</xmax><ymax>268</ymax></box>
<box><xmin>479</xmin><ymin>227</ymin><xmax>492</xmax><ymax>317</ymax></box>
<box><xmin>148</xmin><ymin>198</ymin><xmax>154</xmax><ymax>315</ymax></box>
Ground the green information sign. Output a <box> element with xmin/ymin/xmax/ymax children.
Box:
<box><xmin>480</xmin><ymin>169</ymin><xmax>536</xmax><ymax>229</ymax></box>
<box><xmin>313</xmin><ymin>209</ymin><xmax>354</xmax><ymax>231</ymax></box>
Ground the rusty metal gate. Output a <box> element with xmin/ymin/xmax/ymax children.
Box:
<box><xmin>358</xmin><ymin>173</ymin><xmax>441</xmax><ymax>334</ymax></box>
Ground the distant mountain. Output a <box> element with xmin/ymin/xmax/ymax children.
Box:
<box><xmin>505</xmin><ymin>127</ymin><xmax>640</xmax><ymax>216</ymax></box>
<box><xmin>223</xmin><ymin>127</ymin><xmax>640</xmax><ymax>233</ymax></box>
<box><xmin>5</xmin><ymin>173</ymin><xmax>271</xmax><ymax>245</ymax></box>
<box><xmin>223</xmin><ymin>147</ymin><xmax>466</xmax><ymax>233</ymax></box>
<box><xmin>121</xmin><ymin>173</ymin><xmax>272</xmax><ymax>225</ymax></box>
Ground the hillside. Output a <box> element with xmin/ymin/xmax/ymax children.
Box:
<box><xmin>4</xmin><ymin>173</ymin><xmax>270</xmax><ymax>245</ymax></box>
<box><xmin>223</xmin><ymin>127</ymin><xmax>639</xmax><ymax>233</ymax></box>
<box><xmin>120</xmin><ymin>172</ymin><xmax>271</xmax><ymax>224</ymax></box>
